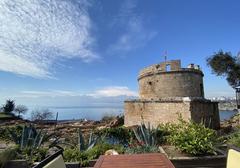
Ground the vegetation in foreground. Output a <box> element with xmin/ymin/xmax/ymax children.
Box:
<box><xmin>1</xmin><ymin>113</ymin><xmax>240</xmax><ymax>167</ymax></box>
<box><xmin>159</xmin><ymin>118</ymin><xmax>219</xmax><ymax>155</ymax></box>
<box><xmin>0</xmin><ymin>116</ymin><xmax>231</xmax><ymax>166</ymax></box>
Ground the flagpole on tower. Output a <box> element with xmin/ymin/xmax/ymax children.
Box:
<box><xmin>164</xmin><ymin>51</ymin><xmax>168</xmax><ymax>63</ymax></box>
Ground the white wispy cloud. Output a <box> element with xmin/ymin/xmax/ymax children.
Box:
<box><xmin>89</xmin><ymin>86</ymin><xmax>138</xmax><ymax>97</ymax></box>
<box><xmin>18</xmin><ymin>90</ymin><xmax>82</xmax><ymax>98</ymax></box>
<box><xmin>0</xmin><ymin>0</ymin><xmax>98</xmax><ymax>78</ymax></box>
<box><xmin>110</xmin><ymin>0</ymin><xmax>157</xmax><ymax>52</ymax></box>
<box><xmin>15</xmin><ymin>86</ymin><xmax>138</xmax><ymax>98</ymax></box>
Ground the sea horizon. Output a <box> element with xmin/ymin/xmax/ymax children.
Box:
<box><xmin>22</xmin><ymin>105</ymin><xmax>237</xmax><ymax>122</ymax></box>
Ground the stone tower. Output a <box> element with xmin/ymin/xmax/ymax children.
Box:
<box><xmin>124</xmin><ymin>60</ymin><xmax>220</xmax><ymax>129</ymax></box>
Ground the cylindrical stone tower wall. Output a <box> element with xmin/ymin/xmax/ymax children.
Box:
<box><xmin>138</xmin><ymin>61</ymin><xmax>204</xmax><ymax>99</ymax></box>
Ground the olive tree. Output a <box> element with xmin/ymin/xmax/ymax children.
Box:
<box><xmin>207</xmin><ymin>50</ymin><xmax>240</xmax><ymax>88</ymax></box>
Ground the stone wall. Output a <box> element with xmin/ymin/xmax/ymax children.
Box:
<box><xmin>138</xmin><ymin>71</ymin><xmax>204</xmax><ymax>99</ymax></box>
<box><xmin>124</xmin><ymin>99</ymin><xmax>220</xmax><ymax>129</ymax></box>
<box><xmin>124</xmin><ymin>59</ymin><xmax>220</xmax><ymax>129</ymax></box>
<box><xmin>189</xmin><ymin>100</ymin><xmax>220</xmax><ymax>129</ymax></box>
<box><xmin>124</xmin><ymin>99</ymin><xmax>190</xmax><ymax>127</ymax></box>
<box><xmin>138</xmin><ymin>60</ymin><xmax>181</xmax><ymax>75</ymax></box>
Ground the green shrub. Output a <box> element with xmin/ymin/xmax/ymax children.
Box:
<box><xmin>0</xmin><ymin>125</ymin><xmax>58</xmax><ymax>164</ymax></box>
<box><xmin>228</xmin><ymin>129</ymin><xmax>240</xmax><ymax>147</ymax></box>
<box><xmin>0</xmin><ymin>147</ymin><xmax>18</xmax><ymax>167</ymax></box>
<box><xmin>21</xmin><ymin>147</ymin><xmax>48</xmax><ymax>162</ymax></box>
<box><xmin>160</xmin><ymin>118</ymin><xmax>219</xmax><ymax>155</ymax></box>
<box><xmin>0</xmin><ymin>126</ymin><xmax>22</xmax><ymax>142</ymax></box>
<box><xmin>63</xmin><ymin>148</ymin><xmax>83</xmax><ymax>162</ymax></box>
<box><xmin>96</xmin><ymin>127</ymin><xmax>133</xmax><ymax>145</ymax></box>
<box><xmin>155</xmin><ymin>127</ymin><xmax>169</xmax><ymax>145</ymax></box>
<box><xmin>63</xmin><ymin>143</ymin><xmax>124</xmax><ymax>166</ymax></box>
<box><xmin>0</xmin><ymin>144</ymin><xmax>47</xmax><ymax>166</ymax></box>
<box><xmin>125</xmin><ymin>145</ymin><xmax>159</xmax><ymax>154</ymax></box>
<box><xmin>101</xmin><ymin>115</ymin><xmax>115</xmax><ymax>122</ymax></box>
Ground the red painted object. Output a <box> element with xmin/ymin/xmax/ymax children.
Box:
<box><xmin>94</xmin><ymin>153</ymin><xmax>175</xmax><ymax>168</ymax></box>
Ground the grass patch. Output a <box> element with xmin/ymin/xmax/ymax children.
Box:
<box><xmin>0</xmin><ymin>112</ymin><xmax>16</xmax><ymax>120</ymax></box>
<box><xmin>0</xmin><ymin>112</ymin><xmax>16</xmax><ymax>119</ymax></box>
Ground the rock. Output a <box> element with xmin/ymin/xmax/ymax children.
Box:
<box><xmin>98</xmin><ymin>125</ymin><xmax>107</xmax><ymax>130</ymax></box>
<box><xmin>47</xmin><ymin>147</ymin><xmax>62</xmax><ymax>156</ymax></box>
<box><xmin>104</xmin><ymin>149</ymin><xmax>119</xmax><ymax>155</ymax></box>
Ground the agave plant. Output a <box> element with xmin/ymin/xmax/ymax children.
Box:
<box><xmin>8</xmin><ymin>124</ymin><xmax>49</xmax><ymax>150</ymax></box>
<box><xmin>132</xmin><ymin>122</ymin><xmax>157</xmax><ymax>147</ymax></box>
<box><xmin>78</xmin><ymin>128</ymin><xmax>98</xmax><ymax>151</ymax></box>
<box><xmin>7</xmin><ymin>124</ymin><xmax>56</xmax><ymax>162</ymax></box>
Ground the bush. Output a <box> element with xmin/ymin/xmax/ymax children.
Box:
<box><xmin>0</xmin><ymin>125</ymin><xmax>56</xmax><ymax>164</ymax></box>
<box><xmin>125</xmin><ymin>145</ymin><xmax>159</xmax><ymax>154</ymax></box>
<box><xmin>21</xmin><ymin>147</ymin><xmax>48</xmax><ymax>162</ymax></box>
<box><xmin>63</xmin><ymin>143</ymin><xmax>124</xmax><ymax>166</ymax></box>
<box><xmin>96</xmin><ymin>127</ymin><xmax>132</xmax><ymax>145</ymax></box>
<box><xmin>101</xmin><ymin>114</ymin><xmax>116</xmax><ymax>122</ymax></box>
<box><xmin>0</xmin><ymin>126</ymin><xmax>23</xmax><ymax>142</ymax></box>
<box><xmin>155</xmin><ymin>127</ymin><xmax>169</xmax><ymax>145</ymax></box>
<box><xmin>228</xmin><ymin>129</ymin><xmax>240</xmax><ymax>147</ymax></box>
<box><xmin>160</xmin><ymin>118</ymin><xmax>219</xmax><ymax>155</ymax></box>
<box><xmin>0</xmin><ymin>147</ymin><xmax>18</xmax><ymax>167</ymax></box>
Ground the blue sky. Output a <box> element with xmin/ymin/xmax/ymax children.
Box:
<box><xmin>0</xmin><ymin>0</ymin><xmax>239</xmax><ymax>107</ymax></box>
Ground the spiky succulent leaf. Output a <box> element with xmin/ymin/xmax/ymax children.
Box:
<box><xmin>140</xmin><ymin>123</ymin><xmax>148</xmax><ymax>146</ymax></box>
<box><xmin>133</xmin><ymin>127</ymin><xmax>142</xmax><ymax>143</ymax></box>
<box><xmin>20</xmin><ymin>125</ymin><xmax>26</xmax><ymax>150</ymax></box>
<box><xmin>78</xmin><ymin>128</ymin><xmax>85</xmax><ymax>151</ymax></box>
<box><xmin>132</xmin><ymin>122</ymin><xmax>157</xmax><ymax>147</ymax></box>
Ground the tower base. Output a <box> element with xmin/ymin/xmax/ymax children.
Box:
<box><xmin>124</xmin><ymin>97</ymin><xmax>220</xmax><ymax>129</ymax></box>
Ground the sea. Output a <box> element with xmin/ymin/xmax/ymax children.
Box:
<box><xmin>23</xmin><ymin>106</ymin><xmax>238</xmax><ymax>121</ymax></box>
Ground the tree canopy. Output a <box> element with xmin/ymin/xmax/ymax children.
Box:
<box><xmin>2</xmin><ymin>99</ymin><xmax>15</xmax><ymax>113</ymax></box>
<box><xmin>207</xmin><ymin>51</ymin><xmax>240</xmax><ymax>88</ymax></box>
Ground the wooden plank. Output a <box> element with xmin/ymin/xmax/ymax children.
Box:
<box><xmin>94</xmin><ymin>153</ymin><xmax>175</xmax><ymax>168</ymax></box>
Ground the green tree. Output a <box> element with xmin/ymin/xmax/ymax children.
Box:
<box><xmin>2</xmin><ymin>99</ymin><xmax>15</xmax><ymax>113</ymax></box>
<box><xmin>207</xmin><ymin>51</ymin><xmax>240</xmax><ymax>88</ymax></box>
